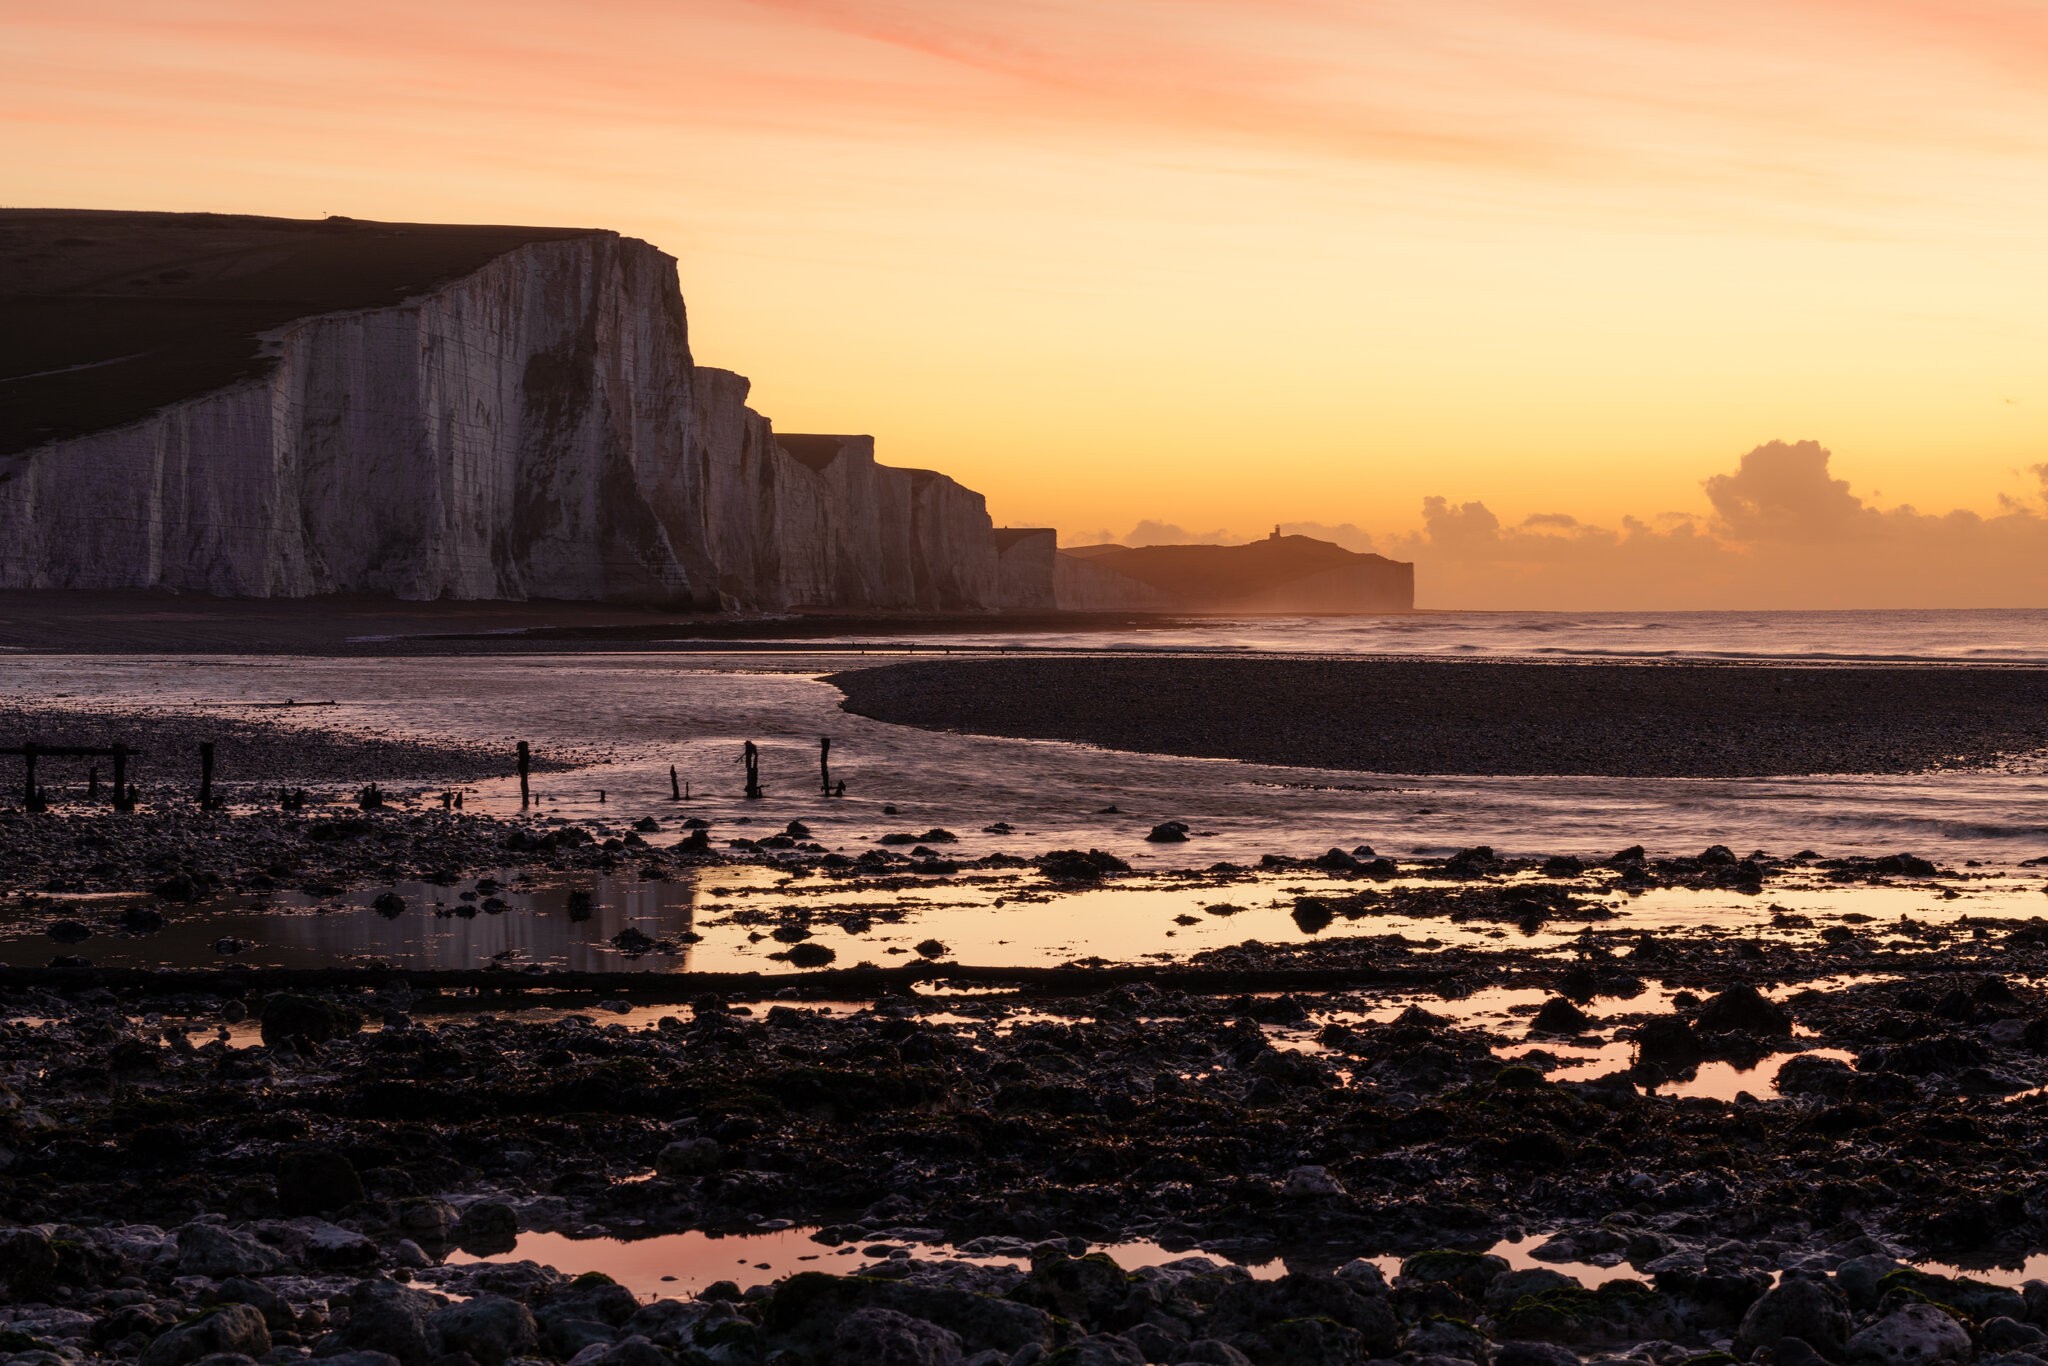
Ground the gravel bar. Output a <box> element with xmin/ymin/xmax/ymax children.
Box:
<box><xmin>832</xmin><ymin>656</ymin><xmax>2048</xmax><ymax>777</ymax></box>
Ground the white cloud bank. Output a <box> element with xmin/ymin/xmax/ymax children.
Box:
<box><xmin>1075</xmin><ymin>442</ymin><xmax>2048</xmax><ymax>609</ymax></box>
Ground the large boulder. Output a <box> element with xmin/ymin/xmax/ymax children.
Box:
<box><xmin>763</xmin><ymin>1272</ymin><xmax>1056</xmax><ymax>1359</ymax></box>
<box><xmin>1847</xmin><ymin>1304</ymin><xmax>1972</xmax><ymax>1366</ymax></box>
<box><xmin>1047</xmin><ymin>1334</ymin><xmax>1146</xmax><ymax>1364</ymax></box>
<box><xmin>1530</xmin><ymin>998</ymin><xmax>1595</xmax><ymax>1035</ymax></box>
<box><xmin>453</xmin><ymin>1200</ymin><xmax>520</xmax><ymax>1255</ymax></box>
<box><xmin>1406</xmin><ymin>1315</ymin><xmax>1492</xmax><ymax>1362</ymax></box>
<box><xmin>395</xmin><ymin>1198</ymin><xmax>458</xmax><ymax>1247</ymax></box>
<box><xmin>1250</xmin><ymin>1315</ymin><xmax>1371</xmax><ymax>1365</ymax></box>
<box><xmin>1493</xmin><ymin>1280</ymin><xmax>1679</xmax><ymax>1347</ymax></box>
<box><xmin>828</xmin><ymin>1307</ymin><xmax>963</xmax><ymax>1365</ymax></box>
<box><xmin>1737</xmin><ymin>1273</ymin><xmax>1852</xmax><ymax>1359</ymax></box>
<box><xmin>176</xmin><ymin>1225</ymin><xmax>286</xmax><ymax>1278</ymax></box>
<box><xmin>1011</xmin><ymin>1254</ymin><xmax>1134</xmax><ymax>1329</ymax></box>
<box><xmin>570</xmin><ymin>1337</ymin><xmax>669</xmax><ymax>1366</ymax></box>
<box><xmin>303</xmin><ymin>1221</ymin><xmax>380</xmax><ymax>1272</ymax></box>
<box><xmin>1207</xmin><ymin>1274</ymin><xmax>1400</xmax><ymax>1355</ymax></box>
<box><xmin>540</xmin><ymin>1272</ymin><xmax>642</xmax><ymax>1330</ymax></box>
<box><xmin>1493</xmin><ymin>1343</ymin><xmax>1581</xmax><ymax>1366</ymax></box>
<box><xmin>1697</xmin><ymin>984</ymin><xmax>1793</xmax><ymax>1036</ymax></box>
<box><xmin>429</xmin><ymin>1295</ymin><xmax>539</xmax><ymax>1365</ymax></box>
<box><xmin>1984</xmin><ymin>1319</ymin><xmax>2048</xmax><ymax>1354</ymax></box>
<box><xmin>1400</xmin><ymin>1251</ymin><xmax>1513</xmax><ymax>1302</ymax></box>
<box><xmin>340</xmin><ymin>1278</ymin><xmax>442</xmax><ymax>1366</ymax></box>
<box><xmin>215</xmin><ymin>1276</ymin><xmax>297</xmax><ymax>1331</ymax></box>
<box><xmin>1636</xmin><ymin>1017</ymin><xmax>1704</xmax><ymax>1072</ymax></box>
<box><xmin>139</xmin><ymin>1305</ymin><xmax>271</xmax><ymax>1366</ymax></box>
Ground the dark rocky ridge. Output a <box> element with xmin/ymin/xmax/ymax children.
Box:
<box><xmin>833</xmin><ymin>657</ymin><xmax>2048</xmax><ymax>777</ymax></box>
<box><xmin>1064</xmin><ymin>533</ymin><xmax>1415</xmax><ymax>612</ymax></box>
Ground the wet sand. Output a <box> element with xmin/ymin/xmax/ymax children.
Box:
<box><xmin>0</xmin><ymin>701</ymin><xmax>533</xmax><ymax>788</ymax></box>
<box><xmin>834</xmin><ymin>656</ymin><xmax>2048</xmax><ymax>777</ymax></box>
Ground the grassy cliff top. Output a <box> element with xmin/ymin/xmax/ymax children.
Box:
<box><xmin>0</xmin><ymin>210</ymin><xmax>599</xmax><ymax>455</ymax></box>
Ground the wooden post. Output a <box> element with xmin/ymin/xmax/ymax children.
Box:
<box><xmin>112</xmin><ymin>745</ymin><xmax>130</xmax><ymax>812</ymax></box>
<box><xmin>743</xmin><ymin>741</ymin><xmax>763</xmax><ymax>800</ymax></box>
<box><xmin>87</xmin><ymin>766</ymin><xmax>99</xmax><ymax>800</ymax></box>
<box><xmin>22</xmin><ymin>742</ymin><xmax>38</xmax><ymax>813</ymax></box>
<box><xmin>517</xmin><ymin>741</ymin><xmax>531</xmax><ymax>807</ymax></box>
<box><xmin>820</xmin><ymin>737</ymin><xmax>832</xmax><ymax>797</ymax></box>
<box><xmin>199</xmin><ymin>742</ymin><xmax>215</xmax><ymax>809</ymax></box>
<box><xmin>670</xmin><ymin>765</ymin><xmax>681</xmax><ymax>801</ymax></box>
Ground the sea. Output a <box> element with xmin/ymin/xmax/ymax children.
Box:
<box><xmin>6</xmin><ymin>607</ymin><xmax>2044</xmax><ymax>865</ymax></box>
<box><xmin>2</xmin><ymin>607</ymin><xmax>2044</xmax><ymax>974</ymax></box>
<box><xmin>830</xmin><ymin>607</ymin><xmax>2048</xmax><ymax>665</ymax></box>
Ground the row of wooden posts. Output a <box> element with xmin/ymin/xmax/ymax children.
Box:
<box><xmin>515</xmin><ymin>736</ymin><xmax>846</xmax><ymax>807</ymax></box>
<box><xmin>1</xmin><ymin>742</ymin><xmax>147</xmax><ymax>813</ymax></box>
<box><xmin>7</xmin><ymin>735</ymin><xmax>845</xmax><ymax>813</ymax></box>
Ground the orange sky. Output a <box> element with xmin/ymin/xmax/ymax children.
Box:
<box><xmin>7</xmin><ymin>0</ymin><xmax>2048</xmax><ymax>600</ymax></box>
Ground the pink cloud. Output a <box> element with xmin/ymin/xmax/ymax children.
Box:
<box><xmin>1390</xmin><ymin>441</ymin><xmax>2048</xmax><ymax>608</ymax></box>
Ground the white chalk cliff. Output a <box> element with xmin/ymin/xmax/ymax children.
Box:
<box><xmin>0</xmin><ymin>230</ymin><xmax>1026</xmax><ymax>611</ymax></box>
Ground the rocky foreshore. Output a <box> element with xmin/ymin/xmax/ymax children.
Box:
<box><xmin>7</xmin><ymin>904</ymin><xmax>2048</xmax><ymax>1364</ymax></box>
<box><xmin>8</xmin><ymin>703</ymin><xmax>2048</xmax><ymax>1364</ymax></box>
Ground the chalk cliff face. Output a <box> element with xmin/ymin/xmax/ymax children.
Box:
<box><xmin>0</xmin><ymin>221</ymin><xmax>1009</xmax><ymax>612</ymax></box>
<box><xmin>1</xmin><ymin>234</ymin><xmax>707</xmax><ymax>601</ymax></box>
<box><xmin>0</xmin><ymin>211</ymin><xmax>1413</xmax><ymax>614</ymax></box>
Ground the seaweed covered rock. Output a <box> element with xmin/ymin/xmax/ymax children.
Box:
<box><xmin>1493</xmin><ymin>1279</ymin><xmax>1678</xmax><ymax>1347</ymax></box>
<box><xmin>1697</xmin><ymin>984</ymin><xmax>1793</xmax><ymax>1036</ymax></box>
<box><xmin>1634</xmin><ymin>1017</ymin><xmax>1703</xmax><ymax>1073</ymax></box>
<box><xmin>1530</xmin><ymin>997</ymin><xmax>1595</xmax><ymax>1035</ymax></box>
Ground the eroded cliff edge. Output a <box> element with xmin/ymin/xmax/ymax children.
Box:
<box><xmin>0</xmin><ymin>211</ymin><xmax>1017</xmax><ymax>610</ymax></box>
